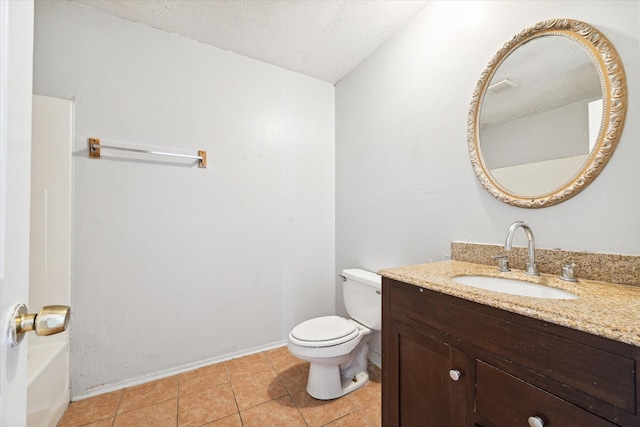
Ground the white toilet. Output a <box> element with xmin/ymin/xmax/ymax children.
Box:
<box><xmin>287</xmin><ymin>269</ymin><xmax>381</xmax><ymax>400</ymax></box>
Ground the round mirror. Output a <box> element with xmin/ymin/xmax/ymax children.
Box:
<box><xmin>468</xmin><ymin>19</ymin><xmax>627</xmax><ymax>208</ymax></box>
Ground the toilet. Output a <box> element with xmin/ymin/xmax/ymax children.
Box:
<box><xmin>287</xmin><ymin>269</ymin><xmax>381</xmax><ymax>400</ymax></box>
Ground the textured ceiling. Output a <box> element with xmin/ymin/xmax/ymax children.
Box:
<box><xmin>481</xmin><ymin>36</ymin><xmax>602</xmax><ymax>128</ymax></box>
<box><xmin>69</xmin><ymin>0</ymin><xmax>429</xmax><ymax>83</ymax></box>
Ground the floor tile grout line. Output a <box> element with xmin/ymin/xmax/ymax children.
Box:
<box><xmin>287</xmin><ymin>392</ymin><xmax>310</xmax><ymax>427</ymax></box>
<box><xmin>109</xmin><ymin>389</ymin><xmax>125</xmax><ymax>427</ymax></box>
<box><xmin>226</xmin><ymin>361</ymin><xmax>244</xmax><ymax>427</ymax></box>
<box><xmin>359</xmin><ymin>408</ymin><xmax>376</xmax><ymax>427</ymax></box>
<box><xmin>223</xmin><ymin>360</ymin><xmax>243</xmax><ymax>427</ymax></box>
<box><xmin>245</xmin><ymin>349</ymin><xmax>310</xmax><ymax>427</ymax></box>
<box><xmin>116</xmin><ymin>396</ymin><xmax>179</xmax><ymax>416</ymax></box>
<box><xmin>110</xmin><ymin>378</ymin><xmax>181</xmax><ymax>421</ymax></box>
<box><xmin>60</xmin><ymin>347</ymin><xmax>380</xmax><ymax>427</ymax></box>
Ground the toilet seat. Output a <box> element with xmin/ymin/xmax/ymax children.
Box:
<box><xmin>289</xmin><ymin>316</ymin><xmax>359</xmax><ymax>347</ymax></box>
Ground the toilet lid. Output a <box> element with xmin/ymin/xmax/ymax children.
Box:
<box><xmin>290</xmin><ymin>316</ymin><xmax>358</xmax><ymax>345</ymax></box>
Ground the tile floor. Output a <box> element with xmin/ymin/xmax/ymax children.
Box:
<box><xmin>57</xmin><ymin>346</ymin><xmax>381</xmax><ymax>427</ymax></box>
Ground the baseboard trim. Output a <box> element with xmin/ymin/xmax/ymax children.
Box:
<box><xmin>368</xmin><ymin>350</ymin><xmax>381</xmax><ymax>368</ymax></box>
<box><xmin>71</xmin><ymin>339</ymin><xmax>288</xmax><ymax>401</ymax></box>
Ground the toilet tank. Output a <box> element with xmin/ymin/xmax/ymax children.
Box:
<box><xmin>342</xmin><ymin>269</ymin><xmax>382</xmax><ymax>331</ymax></box>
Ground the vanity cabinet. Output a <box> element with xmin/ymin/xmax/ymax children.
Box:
<box><xmin>382</xmin><ymin>278</ymin><xmax>640</xmax><ymax>427</ymax></box>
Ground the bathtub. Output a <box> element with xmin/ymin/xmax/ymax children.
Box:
<box><xmin>27</xmin><ymin>340</ymin><xmax>70</xmax><ymax>427</ymax></box>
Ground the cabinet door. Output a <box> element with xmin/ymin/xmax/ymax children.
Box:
<box><xmin>387</xmin><ymin>319</ymin><xmax>469</xmax><ymax>426</ymax></box>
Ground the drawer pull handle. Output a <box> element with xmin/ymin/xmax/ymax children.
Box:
<box><xmin>528</xmin><ymin>416</ymin><xmax>544</xmax><ymax>427</ymax></box>
<box><xmin>448</xmin><ymin>370</ymin><xmax>461</xmax><ymax>381</ymax></box>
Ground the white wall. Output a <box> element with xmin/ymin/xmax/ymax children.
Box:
<box><xmin>33</xmin><ymin>1</ymin><xmax>335</xmax><ymax>397</ymax></box>
<box><xmin>335</xmin><ymin>1</ymin><xmax>639</xmax><ymax>313</ymax></box>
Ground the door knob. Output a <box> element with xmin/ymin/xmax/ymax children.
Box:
<box><xmin>9</xmin><ymin>304</ymin><xmax>70</xmax><ymax>346</ymax></box>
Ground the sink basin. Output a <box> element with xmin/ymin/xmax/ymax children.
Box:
<box><xmin>453</xmin><ymin>275</ymin><xmax>578</xmax><ymax>300</ymax></box>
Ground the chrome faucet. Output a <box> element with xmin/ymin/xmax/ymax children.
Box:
<box><xmin>504</xmin><ymin>221</ymin><xmax>539</xmax><ymax>276</ymax></box>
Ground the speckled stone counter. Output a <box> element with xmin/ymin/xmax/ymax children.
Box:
<box><xmin>451</xmin><ymin>241</ymin><xmax>640</xmax><ymax>287</ymax></box>
<box><xmin>379</xmin><ymin>260</ymin><xmax>640</xmax><ymax>347</ymax></box>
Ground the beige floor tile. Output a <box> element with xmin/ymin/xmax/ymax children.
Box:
<box><xmin>232</xmin><ymin>368</ymin><xmax>287</xmax><ymax>410</ymax></box>
<box><xmin>324</xmin><ymin>411</ymin><xmax>373</xmax><ymax>427</ymax></box>
<box><xmin>179</xmin><ymin>362</ymin><xmax>229</xmax><ymax>396</ymax></box>
<box><xmin>118</xmin><ymin>375</ymin><xmax>179</xmax><ymax>414</ymax></box>
<box><xmin>225</xmin><ymin>352</ymin><xmax>272</xmax><ymax>380</ymax></box>
<box><xmin>292</xmin><ymin>390</ymin><xmax>356</xmax><ymax>427</ymax></box>
<box><xmin>83</xmin><ymin>419</ymin><xmax>115</xmax><ymax>427</ymax></box>
<box><xmin>346</xmin><ymin>380</ymin><xmax>380</xmax><ymax>409</ymax></box>
<box><xmin>201</xmin><ymin>413</ymin><xmax>243</xmax><ymax>426</ymax></box>
<box><xmin>361</xmin><ymin>401</ymin><xmax>381</xmax><ymax>427</ymax></box>
<box><xmin>113</xmin><ymin>398</ymin><xmax>177</xmax><ymax>427</ymax></box>
<box><xmin>58</xmin><ymin>346</ymin><xmax>378</xmax><ymax>426</ymax></box>
<box><xmin>277</xmin><ymin>361</ymin><xmax>309</xmax><ymax>394</ymax></box>
<box><xmin>240</xmin><ymin>395</ymin><xmax>307</xmax><ymax>427</ymax></box>
<box><xmin>57</xmin><ymin>389</ymin><xmax>123</xmax><ymax>426</ymax></box>
<box><xmin>264</xmin><ymin>346</ymin><xmax>300</xmax><ymax>373</ymax></box>
<box><xmin>178</xmin><ymin>382</ymin><xmax>237</xmax><ymax>427</ymax></box>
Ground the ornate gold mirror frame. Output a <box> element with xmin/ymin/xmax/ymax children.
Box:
<box><xmin>468</xmin><ymin>19</ymin><xmax>627</xmax><ymax>208</ymax></box>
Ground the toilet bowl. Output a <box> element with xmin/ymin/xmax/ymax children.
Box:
<box><xmin>287</xmin><ymin>269</ymin><xmax>381</xmax><ymax>400</ymax></box>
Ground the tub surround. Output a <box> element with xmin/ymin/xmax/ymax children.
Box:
<box><xmin>379</xmin><ymin>260</ymin><xmax>640</xmax><ymax>347</ymax></box>
<box><xmin>451</xmin><ymin>241</ymin><xmax>640</xmax><ymax>287</ymax></box>
<box><xmin>27</xmin><ymin>342</ymin><xmax>69</xmax><ymax>427</ymax></box>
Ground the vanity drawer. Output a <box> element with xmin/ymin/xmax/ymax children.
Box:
<box><xmin>476</xmin><ymin>360</ymin><xmax>618</xmax><ymax>427</ymax></box>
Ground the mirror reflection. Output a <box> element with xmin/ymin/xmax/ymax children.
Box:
<box><xmin>479</xmin><ymin>36</ymin><xmax>602</xmax><ymax>196</ymax></box>
<box><xmin>468</xmin><ymin>19</ymin><xmax>627</xmax><ymax>208</ymax></box>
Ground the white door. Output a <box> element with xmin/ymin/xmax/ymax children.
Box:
<box><xmin>1</xmin><ymin>0</ymin><xmax>35</xmax><ymax>425</ymax></box>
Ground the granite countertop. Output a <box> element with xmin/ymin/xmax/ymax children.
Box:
<box><xmin>378</xmin><ymin>260</ymin><xmax>640</xmax><ymax>347</ymax></box>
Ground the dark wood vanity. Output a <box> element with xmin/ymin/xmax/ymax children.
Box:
<box><xmin>382</xmin><ymin>277</ymin><xmax>640</xmax><ymax>426</ymax></box>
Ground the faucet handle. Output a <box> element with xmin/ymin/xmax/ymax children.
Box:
<box><xmin>525</xmin><ymin>261</ymin><xmax>539</xmax><ymax>276</ymax></box>
<box><xmin>560</xmin><ymin>262</ymin><xmax>578</xmax><ymax>282</ymax></box>
<box><xmin>492</xmin><ymin>255</ymin><xmax>511</xmax><ymax>272</ymax></box>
